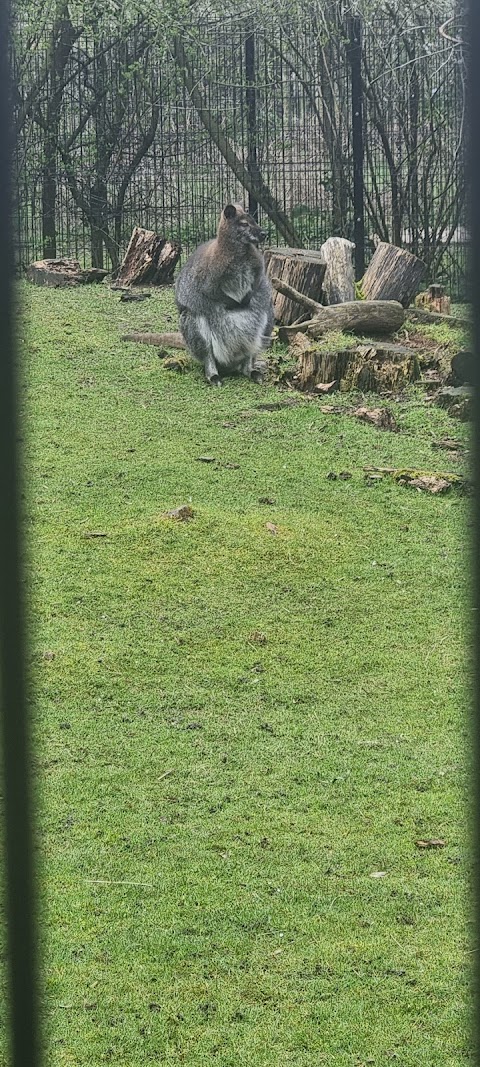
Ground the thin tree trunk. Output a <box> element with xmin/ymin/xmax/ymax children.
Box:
<box><xmin>172</xmin><ymin>35</ymin><xmax>301</xmax><ymax>247</ymax></box>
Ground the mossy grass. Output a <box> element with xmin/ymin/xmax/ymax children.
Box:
<box><xmin>10</xmin><ymin>281</ymin><xmax>472</xmax><ymax>1065</ymax></box>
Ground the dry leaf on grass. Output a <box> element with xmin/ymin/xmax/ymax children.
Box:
<box><xmin>248</xmin><ymin>631</ymin><xmax>268</xmax><ymax>645</ymax></box>
<box><xmin>403</xmin><ymin>475</ymin><xmax>451</xmax><ymax>494</ymax></box>
<box><xmin>353</xmin><ymin>407</ymin><xmax>398</xmax><ymax>431</ymax></box>
<box><xmin>314</xmin><ymin>381</ymin><xmax>338</xmax><ymax>394</ymax></box>
<box><xmin>164</xmin><ymin>505</ymin><xmax>194</xmax><ymax>521</ymax></box>
<box><xmin>415</xmin><ymin>838</ymin><xmax>446</xmax><ymax>849</ymax></box>
<box><xmin>266</xmin><ymin>522</ymin><xmax>278</xmax><ymax>535</ymax></box>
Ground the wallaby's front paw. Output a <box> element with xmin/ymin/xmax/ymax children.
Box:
<box><xmin>250</xmin><ymin>370</ymin><xmax>264</xmax><ymax>384</ymax></box>
<box><xmin>208</xmin><ymin>374</ymin><xmax>222</xmax><ymax>387</ymax></box>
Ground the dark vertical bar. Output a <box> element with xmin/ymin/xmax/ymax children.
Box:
<box><xmin>469</xmin><ymin>0</ymin><xmax>480</xmax><ymax>1059</ymax></box>
<box><xmin>245</xmin><ymin>26</ymin><xmax>258</xmax><ymax>219</ymax></box>
<box><xmin>347</xmin><ymin>15</ymin><xmax>365</xmax><ymax>279</ymax></box>
<box><xmin>0</xmin><ymin>2</ymin><xmax>40</xmax><ymax>1066</ymax></box>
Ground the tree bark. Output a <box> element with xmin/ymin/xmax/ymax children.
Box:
<box><xmin>320</xmin><ymin>237</ymin><xmax>355</xmax><ymax>304</ymax></box>
<box><xmin>361</xmin><ymin>241</ymin><xmax>426</xmax><ymax>307</ymax></box>
<box><xmin>27</xmin><ymin>258</ymin><xmax>109</xmax><ymax>286</ymax></box>
<box><xmin>295</xmin><ymin>341</ymin><xmax>420</xmax><ymax>393</ymax></box>
<box><xmin>276</xmin><ymin>299</ymin><xmax>405</xmax><ymax>341</ymax></box>
<box><xmin>41</xmin><ymin>4</ymin><xmax>79</xmax><ymax>259</ymax></box>
<box><xmin>264</xmin><ymin>249</ymin><xmax>326</xmax><ymax>324</ymax></box>
<box><xmin>115</xmin><ymin>227</ymin><xmax>181</xmax><ymax>286</ymax></box>
<box><xmin>415</xmin><ymin>284</ymin><xmax>451</xmax><ymax>315</ymax></box>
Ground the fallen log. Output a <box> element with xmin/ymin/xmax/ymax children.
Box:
<box><xmin>361</xmin><ymin>242</ymin><xmax>426</xmax><ymax>307</ymax></box>
<box><xmin>319</xmin><ymin>236</ymin><xmax>355</xmax><ymax>304</ymax></box>
<box><xmin>279</xmin><ymin>304</ymin><xmax>405</xmax><ymax>341</ymax></box>
<box><xmin>271</xmin><ymin>279</ymin><xmax>405</xmax><ymax>341</ymax></box>
<box><xmin>122</xmin><ymin>330</ymin><xmax>186</xmax><ymax>349</ymax></box>
<box><xmin>115</xmin><ymin>227</ymin><xmax>181</xmax><ymax>286</ymax></box>
<box><xmin>27</xmin><ymin>257</ymin><xmax>109</xmax><ymax>287</ymax></box>
<box><xmin>264</xmin><ymin>248</ymin><xmax>326</xmax><ymax>325</ymax></box>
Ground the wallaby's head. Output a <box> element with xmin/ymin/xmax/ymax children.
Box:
<box><xmin>218</xmin><ymin>203</ymin><xmax>267</xmax><ymax>248</ymax></box>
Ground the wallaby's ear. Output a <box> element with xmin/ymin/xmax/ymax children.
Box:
<box><xmin>223</xmin><ymin>204</ymin><xmax>237</xmax><ymax>220</ymax></box>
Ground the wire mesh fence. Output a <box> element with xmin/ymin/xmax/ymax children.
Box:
<box><xmin>12</xmin><ymin>10</ymin><xmax>468</xmax><ymax>299</ymax></box>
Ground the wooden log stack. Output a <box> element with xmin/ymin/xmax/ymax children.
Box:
<box><xmin>270</xmin><ymin>275</ymin><xmax>405</xmax><ymax>341</ymax></box>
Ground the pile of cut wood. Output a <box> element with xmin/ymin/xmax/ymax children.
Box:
<box><xmin>265</xmin><ymin>237</ymin><xmax>464</xmax><ymax>394</ymax></box>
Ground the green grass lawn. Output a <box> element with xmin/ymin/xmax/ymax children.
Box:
<box><xmin>11</xmin><ymin>280</ymin><xmax>472</xmax><ymax>1065</ymax></box>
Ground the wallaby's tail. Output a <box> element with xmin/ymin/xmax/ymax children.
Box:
<box><xmin>122</xmin><ymin>331</ymin><xmax>186</xmax><ymax>349</ymax></box>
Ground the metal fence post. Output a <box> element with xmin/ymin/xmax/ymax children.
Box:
<box><xmin>0</xmin><ymin>1</ymin><xmax>40</xmax><ymax>1064</ymax></box>
<box><xmin>348</xmin><ymin>16</ymin><xmax>365</xmax><ymax>279</ymax></box>
<box><xmin>245</xmin><ymin>26</ymin><xmax>258</xmax><ymax>220</ymax></box>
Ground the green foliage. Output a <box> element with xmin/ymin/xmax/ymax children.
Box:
<box><xmin>12</xmin><ymin>281</ymin><xmax>472</xmax><ymax>1066</ymax></box>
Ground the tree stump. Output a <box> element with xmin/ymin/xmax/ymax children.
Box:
<box><xmin>362</xmin><ymin>242</ymin><xmax>426</xmax><ymax>307</ymax></box>
<box><xmin>27</xmin><ymin>258</ymin><xmax>109</xmax><ymax>287</ymax></box>
<box><xmin>436</xmin><ymin>386</ymin><xmax>473</xmax><ymax>420</ymax></box>
<box><xmin>295</xmin><ymin>341</ymin><xmax>420</xmax><ymax>393</ymax></box>
<box><xmin>115</xmin><ymin>227</ymin><xmax>181</xmax><ymax>286</ymax></box>
<box><xmin>319</xmin><ymin>237</ymin><xmax>355</xmax><ymax>304</ymax></box>
<box><xmin>264</xmin><ymin>248</ymin><xmax>326</xmax><ymax>325</ymax></box>
<box><xmin>415</xmin><ymin>284</ymin><xmax>451</xmax><ymax>315</ymax></box>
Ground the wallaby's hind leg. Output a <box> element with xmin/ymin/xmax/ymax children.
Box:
<box><xmin>179</xmin><ymin>312</ymin><xmax>221</xmax><ymax>386</ymax></box>
<box><xmin>251</xmin><ymin>355</ymin><xmax>267</xmax><ymax>384</ymax></box>
<box><xmin>203</xmin><ymin>348</ymin><xmax>221</xmax><ymax>386</ymax></box>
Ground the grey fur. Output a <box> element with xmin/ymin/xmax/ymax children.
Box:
<box><xmin>175</xmin><ymin>204</ymin><xmax>275</xmax><ymax>385</ymax></box>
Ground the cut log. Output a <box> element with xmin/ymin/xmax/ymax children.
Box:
<box><xmin>361</xmin><ymin>242</ymin><xmax>426</xmax><ymax>307</ymax></box>
<box><xmin>294</xmin><ymin>341</ymin><xmax>420</xmax><ymax>393</ymax></box>
<box><xmin>415</xmin><ymin>284</ymin><xmax>451</xmax><ymax>315</ymax></box>
<box><xmin>264</xmin><ymin>248</ymin><xmax>326</xmax><ymax>325</ymax></box>
<box><xmin>115</xmin><ymin>227</ymin><xmax>181</xmax><ymax>286</ymax></box>
<box><xmin>319</xmin><ymin>237</ymin><xmax>355</xmax><ymax>304</ymax></box>
<box><xmin>27</xmin><ymin>258</ymin><xmax>109</xmax><ymax>287</ymax></box>
<box><xmin>122</xmin><ymin>330</ymin><xmax>185</xmax><ymax>349</ymax></box>
<box><xmin>275</xmin><ymin>298</ymin><xmax>405</xmax><ymax>342</ymax></box>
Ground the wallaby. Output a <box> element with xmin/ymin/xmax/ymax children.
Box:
<box><xmin>174</xmin><ymin>204</ymin><xmax>275</xmax><ymax>385</ymax></box>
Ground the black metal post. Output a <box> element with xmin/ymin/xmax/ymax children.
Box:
<box><xmin>348</xmin><ymin>16</ymin><xmax>365</xmax><ymax>279</ymax></box>
<box><xmin>0</xmin><ymin>0</ymin><xmax>40</xmax><ymax>1064</ymax></box>
<box><xmin>245</xmin><ymin>27</ymin><xmax>258</xmax><ymax>220</ymax></box>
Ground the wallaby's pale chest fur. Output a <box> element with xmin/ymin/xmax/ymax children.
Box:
<box><xmin>175</xmin><ymin>203</ymin><xmax>274</xmax><ymax>386</ymax></box>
